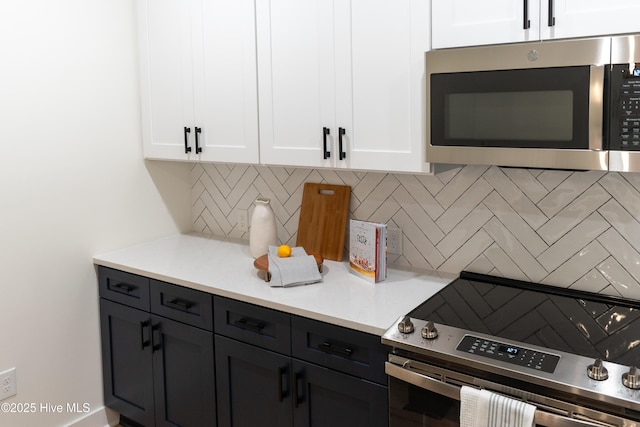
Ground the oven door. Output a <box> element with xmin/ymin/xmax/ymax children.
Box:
<box><xmin>386</xmin><ymin>355</ymin><xmax>630</xmax><ymax>427</ymax></box>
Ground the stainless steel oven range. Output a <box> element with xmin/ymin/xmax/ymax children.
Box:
<box><xmin>382</xmin><ymin>271</ymin><xmax>640</xmax><ymax>426</ymax></box>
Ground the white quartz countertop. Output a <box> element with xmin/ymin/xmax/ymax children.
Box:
<box><xmin>93</xmin><ymin>233</ymin><xmax>455</xmax><ymax>336</ymax></box>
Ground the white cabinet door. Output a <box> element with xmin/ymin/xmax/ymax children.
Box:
<box><xmin>258</xmin><ymin>0</ymin><xmax>430</xmax><ymax>172</ymax></box>
<box><xmin>256</xmin><ymin>0</ymin><xmax>335</xmax><ymax>168</ymax></box>
<box><xmin>334</xmin><ymin>0</ymin><xmax>430</xmax><ymax>172</ymax></box>
<box><xmin>198</xmin><ymin>0</ymin><xmax>259</xmax><ymax>164</ymax></box>
<box><xmin>540</xmin><ymin>0</ymin><xmax>640</xmax><ymax>40</ymax></box>
<box><xmin>432</xmin><ymin>0</ymin><xmax>540</xmax><ymax>49</ymax></box>
<box><xmin>139</xmin><ymin>0</ymin><xmax>259</xmax><ymax>163</ymax></box>
<box><xmin>139</xmin><ymin>0</ymin><xmax>198</xmax><ymax>160</ymax></box>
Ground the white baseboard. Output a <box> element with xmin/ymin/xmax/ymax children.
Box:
<box><xmin>65</xmin><ymin>406</ymin><xmax>119</xmax><ymax>427</ymax></box>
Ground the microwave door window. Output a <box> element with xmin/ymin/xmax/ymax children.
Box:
<box><xmin>445</xmin><ymin>91</ymin><xmax>574</xmax><ymax>145</ymax></box>
<box><xmin>431</xmin><ymin>66</ymin><xmax>590</xmax><ymax>149</ymax></box>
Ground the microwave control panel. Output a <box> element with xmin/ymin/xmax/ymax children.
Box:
<box><xmin>612</xmin><ymin>64</ymin><xmax>640</xmax><ymax>150</ymax></box>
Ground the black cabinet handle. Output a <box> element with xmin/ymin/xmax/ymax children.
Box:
<box><xmin>151</xmin><ymin>323</ymin><xmax>162</xmax><ymax>352</ymax></box>
<box><xmin>113</xmin><ymin>283</ymin><xmax>134</xmax><ymax>293</ymax></box>
<box><xmin>234</xmin><ymin>318</ymin><xmax>265</xmax><ymax>333</ymax></box>
<box><xmin>317</xmin><ymin>341</ymin><xmax>352</xmax><ymax>358</ymax></box>
<box><xmin>277</xmin><ymin>367</ymin><xmax>287</xmax><ymax>402</ymax></box>
<box><xmin>523</xmin><ymin>0</ymin><xmax>530</xmax><ymax>29</ymax></box>
<box><xmin>167</xmin><ymin>298</ymin><xmax>193</xmax><ymax>311</ymax></box>
<box><xmin>548</xmin><ymin>0</ymin><xmax>555</xmax><ymax>26</ymax></box>
<box><xmin>195</xmin><ymin>127</ymin><xmax>202</xmax><ymax>153</ymax></box>
<box><xmin>338</xmin><ymin>127</ymin><xmax>346</xmax><ymax>160</ymax></box>
<box><xmin>184</xmin><ymin>127</ymin><xmax>192</xmax><ymax>153</ymax></box>
<box><xmin>140</xmin><ymin>320</ymin><xmax>150</xmax><ymax>349</ymax></box>
<box><xmin>323</xmin><ymin>127</ymin><xmax>331</xmax><ymax>159</ymax></box>
<box><xmin>293</xmin><ymin>371</ymin><xmax>302</xmax><ymax>408</ymax></box>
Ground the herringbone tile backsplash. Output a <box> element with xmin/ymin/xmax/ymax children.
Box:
<box><xmin>191</xmin><ymin>163</ymin><xmax>640</xmax><ymax>300</ymax></box>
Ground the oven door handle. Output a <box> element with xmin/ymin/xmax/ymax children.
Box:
<box><xmin>385</xmin><ymin>362</ymin><xmax>610</xmax><ymax>427</ymax></box>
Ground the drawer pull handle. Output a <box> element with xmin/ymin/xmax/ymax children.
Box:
<box><xmin>338</xmin><ymin>127</ymin><xmax>346</xmax><ymax>160</ymax></box>
<box><xmin>278</xmin><ymin>367</ymin><xmax>287</xmax><ymax>402</ymax></box>
<box><xmin>234</xmin><ymin>318</ymin><xmax>265</xmax><ymax>333</ymax></box>
<box><xmin>113</xmin><ymin>283</ymin><xmax>134</xmax><ymax>293</ymax></box>
<box><xmin>318</xmin><ymin>342</ymin><xmax>352</xmax><ymax>358</ymax></box>
<box><xmin>167</xmin><ymin>298</ymin><xmax>193</xmax><ymax>311</ymax></box>
<box><xmin>293</xmin><ymin>371</ymin><xmax>302</xmax><ymax>408</ymax></box>
<box><xmin>322</xmin><ymin>127</ymin><xmax>331</xmax><ymax>159</ymax></box>
<box><xmin>140</xmin><ymin>320</ymin><xmax>150</xmax><ymax>349</ymax></box>
<box><xmin>184</xmin><ymin>127</ymin><xmax>192</xmax><ymax>153</ymax></box>
<box><xmin>151</xmin><ymin>323</ymin><xmax>162</xmax><ymax>352</ymax></box>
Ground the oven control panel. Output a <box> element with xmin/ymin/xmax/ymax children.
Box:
<box><xmin>457</xmin><ymin>335</ymin><xmax>560</xmax><ymax>374</ymax></box>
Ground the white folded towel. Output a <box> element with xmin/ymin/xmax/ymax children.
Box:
<box><xmin>267</xmin><ymin>246</ymin><xmax>322</xmax><ymax>287</ymax></box>
<box><xmin>460</xmin><ymin>386</ymin><xmax>535</xmax><ymax>427</ymax></box>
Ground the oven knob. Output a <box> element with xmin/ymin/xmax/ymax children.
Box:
<box><xmin>587</xmin><ymin>358</ymin><xmax>609</xmax><ymax>381</ymax></box>
<box><xmin>397</xmin><ymin>316</ymin><xmax>415</xmax><ymax>334</ymax></box>
<box><xmin>421</xmin><ymin>321</ymin><xmax>438</xmax><ymax>339</ymax></box>
<box><xmin>622</xmin><ymin>366</ymin><xmax>640</xmax><ymax>389</ymax></box>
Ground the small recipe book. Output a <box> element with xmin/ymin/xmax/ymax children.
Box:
<box><xmin>349</xmin><ymin>220</ymin><xmax>387</xmax><ymax>283</ymax></box>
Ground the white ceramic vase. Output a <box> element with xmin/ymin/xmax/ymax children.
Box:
<box><xmin>249</xmin><ymin>198</ymin><xmax>277</xmax><ymax>258</ymax></box>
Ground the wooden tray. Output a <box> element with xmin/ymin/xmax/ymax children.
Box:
<box><xmin>254</xmin><ymin>252</ymin><xmax>323</xmax><ymax>282</ymax></box>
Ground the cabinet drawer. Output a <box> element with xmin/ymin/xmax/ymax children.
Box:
<box><xmin>291</xmin><ymin>316</ymin><xmax>387</xmax><ymax>385</ymax></box>
<box><xmin>150</xmin><ymin>280</ymin><xmax>213</xmax><ymax>331</ymax></box>
<box><xmin>214</xmin><ymin>296</ymin><xmax>291</xmax><ymax>355</ymax></box>
<box><xmin>98</xmin><ymin>266</ymin><xmax>150</xmax><ymax>311</ymax></box>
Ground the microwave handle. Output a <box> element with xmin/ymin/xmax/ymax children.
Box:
<box><xmin>386</xmin><ymin>361</ymin><xmax>609</xmax><ymax>427</ymax></box>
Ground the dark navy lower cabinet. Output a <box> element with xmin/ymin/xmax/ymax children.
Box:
<box><xmin>98</xmin><ymin>267</ymin><xmax>215</xmax><ymax>427</ymax></box>
<box><xmin>214</xmin><ymin>296</ymin><xmax>389</xmax><ymax>427</ymax></box>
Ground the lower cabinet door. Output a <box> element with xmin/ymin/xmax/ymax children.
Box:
<box><xmin>100</xmin><ymin>299</ymin><xmax>155</xmax><ymax>427</ymax></box>
<box><xmin>292</xmin><ymin>359</ymin><xmax>389</xmax><ymax>427</ymax></box>
<box><xmin>215</xmin><ymin>335</ymin><xmax>293</xmax><ymax>427</ymax></box>
<box><xmin>152</xmin><ymin>315</ymin><xmax>216</xmax><ymax>427</ymax></box>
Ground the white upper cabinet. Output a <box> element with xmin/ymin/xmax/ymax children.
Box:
<box><xmin>138</xmin><ymin>0</ymin><xmax>259</xmax><ymax>163</ymax></box>
<box><xmin>432</xmin><ymin>0</ymin><xmax>640</xmax><ymax>49</ymax></box>
<box><xmin>257</xmin><ymin>0</ymin><xmax>430</xmax><ymax>173</ymax></box>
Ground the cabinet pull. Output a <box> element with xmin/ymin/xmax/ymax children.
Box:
<box><xmin>151</xmin><ymin>323</ymin><xmax>162</xmax><ymax>352</ymax></box>
<box><xmin>338</xmin><ymin>127</ymin><xmax>346</xmax><ymax>160</ymax></box>
<box><xmin>113</xmin><ymin>283</ymin><xmax>134</xmax><ymax>293</ymax></box>
<box><xmin>184</xmin><ymin>127</ymin><xmax>192</xmax><ymax>153</ymax></box>
<box><xmin>234</xmin><ymin>318</ymin><xmax>265</xmax><ymax>333</ymax></box>
<box><xmin>318</xmin><ymin>341</ymin><xmax>353</xmax><ymax>358</ymax></box>
<box><xmin>548</xmin><ymin>0</ymin><xmax>555</xmax><ymax>26</ymax></box>
<box><xmin>167</xmin><ymin>298</ymin><xmax>193</xmax><ymax>311</ymax></box>
<box><xmin>523</xmin><ymin>0</ymin><xmax>530</xmax><ymax>29</ymax></box>
<box><xmin>293</xmin><ymin>371</ymin><xmax>302</xmax><ymax>408</ymax></box>
<box><xmin>140</xmin><ymin>320</ymin><xmax>150</xmax><ymax>349</ymax></box>
<box><xmin>323</xmin><ymin>127</ymin><xmax>331</xmax><ymax>159</ymax></box>
<box><xmin>277</xmin><ymin>367</ymin><xmax>287</xmax><ymax>402</ymax></box>
<box><xmin>195</xmin><ymin>127</ymin><xmax>202</xmax><ymax>153</ymax></box>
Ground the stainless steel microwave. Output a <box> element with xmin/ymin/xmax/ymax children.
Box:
<box><xmin>426</xmin><ymin>35</ymin><xmax>640</xmax><ymax>172</ymax></box>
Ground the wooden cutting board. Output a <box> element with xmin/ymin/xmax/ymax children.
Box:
<box><xmin>296</xmin><ymin>183</ymin><xmax>351</xmax><ymax>261</ymax></box>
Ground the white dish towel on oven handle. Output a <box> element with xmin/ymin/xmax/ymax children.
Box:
<box><xmin>460</xmin><ymin>386</ymin><xmax>535</xmax><ymax>427</ymax></box>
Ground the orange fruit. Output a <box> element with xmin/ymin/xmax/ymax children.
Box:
<box><xmin>277</xmin><ymin>244</ymin><xmax>292</xmax><ymax>258</ymax></box>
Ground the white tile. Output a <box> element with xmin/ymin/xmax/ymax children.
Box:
<box><xmin>482</xmin><ymin>191</ymin><xmax>548</xmax><ymax>257</ymax></box>
<box><xmin>435</xmin><ymin>178</ymin><xmax>493</xmax><ymax>233</ymax></box>
<box><xmin>392</xmin><ymin>186</ymin><xmax>445</xmax><ymax>244</ymax></box>
<box><xmin>536</xmin><ymin>169</ymin><xmax>572</xmax><ymax>191</ymax></box>
<box><xmin>352</xmin><ymin>171</ymin><xmax>386</xmax><ymax>201</ymax></box>
<box><xmin>436</xmin><ymin>203</ymin><xmax>493</xmax><ymax>258</ymax></box>
<box><xmin>501</xmin><ymin>168</ymin><xmax>549</xmax><ymax>204</ymax></box>
<box><xmin>569</xmin><ymin>268</ymin><xmax>611</xmax><ymax>294</ymax></box>
<box><xmin>598</xmin><ymin>199</ymin><xmax>640</xmax><ymax>253</ymax></box>
<box><xmin>352</xmin><ymin>174</ymin><xmax>400</xmax><ymax>219</ymax></box>
<box><xmin>393</xmin><ymin>209</ymin><xmax>445</xmax><ymax>268</ymax></box>
<box><xmin>435</xmin><ymin>165</ymin><xmax>489</xmax><ymax>209</ymax></box>
<box><xmin>542</xmin><ymin>241</ymin><xmax>609</xmax><ymax>287</ymax></box>
<box><xmin>596</xmin><ymin>255</ymin><xmax>640</xmax><ymax>300</ymax></box>
<box><xmin>597</xmin><ymin>228</ymin><xmax>640</xmax><ymax>288</ymax></box>
<box><xmin>537</xmin><ymin>184</ymin><xmax>610</xmax><ymax>245</ymax></box>
<box><xmin>537</xmin><ymin>171</ymin><xmax>605</xmax><ymax>217</ymax></box>
<box><xmin>396</xmin><ymin>173</ymin><xmax>445</xmax><ymax>220</ymax></box>
<box><xmin>465</xmin><ymin>254</ymin><xmax>495</xmax><ymax>275</ymax></box>
<box><xmin>537</xmin><ymin>212</ymin><xmax>610</xmax><ymax>271</ymax></box>
<box><xmin>483</xmin><ymin>244</ymin><xmax>528</xmax><ymax>282</ymax></box>
<box><xmin>482</xmin><ymin>217</ymin><xmax>547</xmax><ymax>282</ymax></box>
<box><xmin>439</xmin><ymin>229</ymin><xmax>493</xmax><ymax>274</ymax></box>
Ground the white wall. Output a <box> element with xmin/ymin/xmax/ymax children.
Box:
<box><xmin>0</xmin><ymin>1</ymin><xmax>192</xmax><ymax>426</ymax></box>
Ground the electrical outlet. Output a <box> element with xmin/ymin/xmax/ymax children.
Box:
<box><xmin>0</xmin><ymin>368</ymin><xmax>16</xmax><ymax>401</ymax></box>
<box><xmin>387</xmin><ymin>227</ymin><xmax>402</xmax><ymax>255</ymax></box>
<box><xmin>237</xmin><ymin>210</ymin><xmax>248</xmax><ymax>232</ymax></box>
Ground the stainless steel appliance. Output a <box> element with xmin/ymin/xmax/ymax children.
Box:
<box><xmin>382</xmin><ymin>271</ymin><xmax>640</xmax><ymax>426</ymax></box>
<box><xmin>426</xmin><ymin>35</ymin><xmax>640</xmax><ymax>172</ymax></box>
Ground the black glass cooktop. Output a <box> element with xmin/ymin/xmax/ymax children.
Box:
<box><xmin>409</xmin><ymin>271</ymin><xmax>640</xmax><ymax>367</ymax></box>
